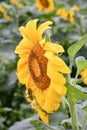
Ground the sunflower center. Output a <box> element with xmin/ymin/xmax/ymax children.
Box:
<box><xmin>29</xmin><ymin>43</ymin><xmax>50</xmax><ymax>90</ymax></box>
<box><xmin>31</xmin><ymin>58</ymin><xmax>40</xmax><ymax>77</ymax></box>
<box><xmin>40</xmin><ymin>0</ymin><xmax>49</xmax><ymax>8</ymax></box>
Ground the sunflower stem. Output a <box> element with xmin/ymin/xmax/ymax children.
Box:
<box><xmin>73</xmin><ymin>72</ymin><xmax>78</xmax><ymax>87</ymax></box>
<box><xmin>69</xmin><ymin>100</ymin><xmax>79</xmax><ymax>130</ymax></box>
<box><xmin>63</xmin><ymin>97</ymin><xmax>70</xmax><ymax>109</ymax></box>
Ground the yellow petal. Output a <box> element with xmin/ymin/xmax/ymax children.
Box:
<box><xmin>44</xmin><ymin>51</ymin><xmax>70</xmax><ymax>74</ymax></box>
<box><xmin>70</xmin><ymin>17</ymin><xmax>75</xmax><ymax>24</ymax></box>
<box><xmin>38</xmin><ymin>109</ymin><xmax>49</xmax><ymax>123</ymax></box>
<box><xmin>15</xmin><ymin>45</ymin><xmax>30</xmax><ymax>58</ymax></box>
<box><xmin>17</xmin><ymin>70</ymin><xmax>30</xmax><ymax>86</ymax></box>
<box><xmin>68</xmin><ymin>11</ymin><xmax>74</xmax><ymax>17</ymax></box>
<box><xmin>17</xmin><ymin>58</ymin><xmax>30</xmax><ymax>85</ymax></box>
<box><xmin>17</xmin><ymin>38</ymin><xmax>33</xmax><ymax>49</ymax></box>
<box><xmin>80</xmin><ymin>69</ymin><xmax>87</xmax><ymax>85</ymax></box>
<box><xmin>19</xmin><ymin>19</ymin><xmax>39</xmax><ymax>43</ymax></box>
<box><xmin>17</xmin><ymin>57</ymin><xmax>28</xmax><ymax>71</ymax></box>
<box><xmin>37</xmin><ymin>21</ymin><xmax>52</xmax><ymax>40</ymax></box>
<box><xmin>0</xmin><ymin>4</ymin><xmax>6</xmax><ymax>13</ymax></box>
<box><xmin>47</xmin><ymin>61</ymin><xmax>66</xmax><ymax>84</ymax></box>
<box><xmin>84</xmin><ymin>79</ymin><xmax>87</xmax><ymax>85</ymax></box>
<box><xmin>43</xmin><ymin>42</ymin><xmax>64</xmax><ymax>53</ymax></box>
<box><xmin>31</xmin><ymin>100</ymin><xmax>49</xmax><ymax>123</ymax></box>
<box><xmin>43</xmin><ymin>88</ymin><xmax>61</xmax><ymax>113</ymax></box>
<box><xmin>39</xmin><ymin>39</ymin><xmax>46</xmax><ymax>47</ymax></box>
<box><xmin>15</xmin><ymin>38</ymin><xmax>33</xmax><ymax>58</ymax></box>
<box><xmin>34</xmin><ymin>88</ymin><xmax>47</xmax><ymax>108</ymax></box>
<box><xmin>81</xmin><ymin>73</ymin><xmax>87</xmax><ymax>79</ymax></box>
<box><xmin>63</xmin><ymin>11</ymin><xmax>69</xmax><ymax>21</ymax></box>
<box><xmin>56</xmin><ymin>9</ymin><xmax>63</xmax><ymax>15</ymax></box>
<box><xmin>80</xmin><ymin>69</ymin><xmax>87</xmax><ymax>77</ymax></box>
<box><xmin>50</xmin><ymin>80</ymin><xmax>67</xmax><ymax>96</ymax></box>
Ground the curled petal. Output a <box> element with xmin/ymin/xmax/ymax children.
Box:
<box><xmin>37</xmin><ymin>21</ymin><xmax>53</xmax><ymax>40</ymax></box>
<box><xmin>43</xmin><ymin>42</ymin><xmax>64</xmax><ymax>53</ymax></box>
<box><xmin>45</xmin><ymin>51</ymin><xmax>70</xmax><ymax>74</ymax></box>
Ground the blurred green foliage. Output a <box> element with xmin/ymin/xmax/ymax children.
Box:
<box><xmin>0</xmin><ymin>0</ymin><xmax>87</xmax><ymax>130</ymax></box>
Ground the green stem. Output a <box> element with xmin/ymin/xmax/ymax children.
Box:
<box><xmin>81</xmin><ymin>113</ymin><xmax>87</xmax><ymax>130</ymax></box>
<box><xmin>73</xmin><ymin>72</ymin><xmax>78</xmax><ymax>87</ymax></box>
<box><xmin>70</xmin><ymin>100</ymin><xmax>79</xmax><ymax>130</ymax></box>
<box><xmin>69</xmin><ymin>59</ymin><xmax>73</xmax><ymax>72</ymax></box>
<box><xmin>63</xmin><ymin>97</ymin><xmax>70</xmax><ymax>109</ymax></box>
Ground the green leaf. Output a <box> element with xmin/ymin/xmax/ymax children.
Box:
<box><xmin>0</xmin><ymin>107</ymin><xmax>11</xmax><ymax>113</ymax></box>
<box><xmin>80</xmin><ymin>8</ymin><xmax>87</xmax><ymax>14</ymax></box>
<box><xmin>30</xmin><ymin>120</ymin><xmax>41</xmax><ymax>130</ymax></box>
<box><xmin>64</xmin><ymin>25</ymin><xmax>76</xmax><ymax>32</ymax></box>
<box><xmin>67</xmin><ymin>34</ymin><xmax>87</xmax><ymax>69</ymax></box>
<box><xmin>75</xmin><ymin>56</ymin><xmax>87</xmax><ymax>74</ymax></box>
<box><xmin>66</xmin><ymin>82</ymin><xmax>87</xmax><ymax>104</ymax></box>
<box><xmin>0</xmin><ymin>117</ymin><xmax>6</xmax><ymax>124</ymax></box>
<box><xmin>61</xmin><ymin>118</ymin><xmax>71</xmax><ymax>125</ymax></box>
<box><xmin>55</xmin><ymin>4</ymin><xmax>65</xmax><ymax>10</ymax></box>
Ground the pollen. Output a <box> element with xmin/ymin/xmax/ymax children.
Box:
<box><xmin>29</xmin><ymin>43</ymin><xmax>50</xmax><ymax>90</ymax></box>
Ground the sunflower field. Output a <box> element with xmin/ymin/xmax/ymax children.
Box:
<box><xmin>0</xmin><ymin>0</ymin><xmax>87</xmax><ymax>130</ymax></box>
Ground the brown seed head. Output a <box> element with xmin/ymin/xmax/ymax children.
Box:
<box><xmin>29</xmin><ymin>43</ymin><xmax>50</xmax><ymax>90</ymax></box>
<box><xmin>40</xmin><ymin>0</ymin><xmax>49</xmax><ymax>8</ymax></box>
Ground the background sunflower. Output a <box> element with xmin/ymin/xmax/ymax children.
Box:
<box><xmin>35</xmin><ymin>0</ymin><xmax>54</xmax><ymax>12</ymax></box>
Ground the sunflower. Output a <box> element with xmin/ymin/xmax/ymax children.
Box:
<box><xmin>72</xmin><ymin>4</ymin><xmax>80</xmax><ymax>12</ymax></box>
<box><xmin>68</xmin><ymin>10</ymin><xmax>75</xmax><ymax>23</ymax></box>
<box><xmin>57</xmin><ymin>8</ymin><xmax>75</xmax><ymax>23</ymax></box>
<box><xmin>35</xmin><ymin>0</ymin><xmax>54</xmax><ymax>12</ymax></box>
<box><xmin>57</xmin><ymin>8</ymin><xmax>68</xmax><ymax>21</ymax></box>
<box><xmin>15</xmin><ymin>19</ymin><xmax>70</xmax><ymax>123</ymax></box>
<box><xmin>80</xmin><ymin>68</ymin><xmax>87</xmax><ymax>85</ymax></box>
<box><xmin>0</xmin><ymin>4</ymin><xmax>11</xmax><ymax>21</ymax></box>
